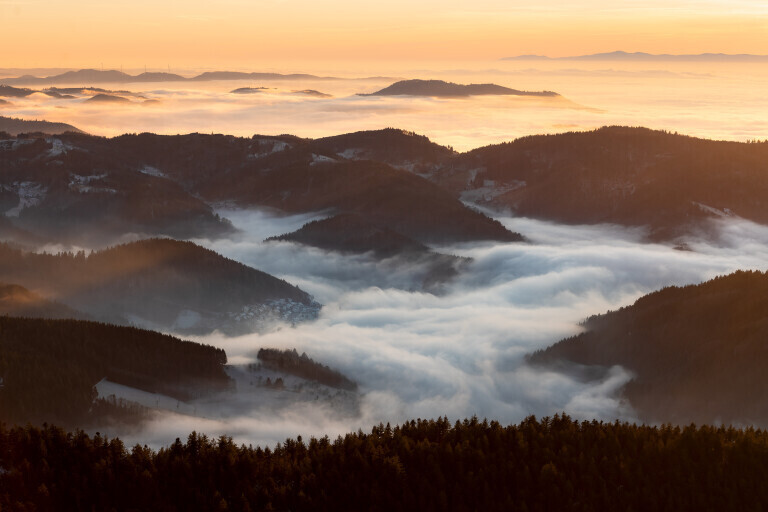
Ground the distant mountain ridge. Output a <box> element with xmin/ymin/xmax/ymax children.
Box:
<box><xmin>1</xmin><ymin>68</ymin><xmax>356</xmax><ymax>85</ymax></box>
<box><xmin>502</xmin><ymin>51</ymin><xmax>768</xmax><ymax>62</ymax></box>
<box><xmin>362</xmin><ymin>79</ymin><xmax>558</xmax><ymax>97</ymax></box>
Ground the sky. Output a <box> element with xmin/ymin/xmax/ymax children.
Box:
<box><xmin>2</xmin><ymin>0</ymin><xmax>768</xmax><ymax>69</ymax></box>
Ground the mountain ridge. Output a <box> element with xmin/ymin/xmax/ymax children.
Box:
<box><xmin>361</xmin><ymin>79</ymin><xmax>559</xmax><ymax>97</ymax></box>
<box><xmin>502</xmin><ymin>51</ymin><xmax>768</xmax><ymax>61</ymax></box>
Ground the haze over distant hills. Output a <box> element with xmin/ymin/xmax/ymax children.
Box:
<box><xmin>0</xmin><ymin>68</ymin><xmax>367</xmax><ymax>86</ymax></box>
<box><xmin>502</xmin><ymin>51</ymin><xmax>768</xmax><ymax>62</ymax></box>
<box><xmin>362</xmin><ymin>79</ymin><xmax>558</xmax><ymax>97</ymax></box>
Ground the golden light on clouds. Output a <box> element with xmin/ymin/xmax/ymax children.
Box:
<box><xmin>1</xmin><ymin>0</ymin><xmax>767</xmax><ymax>68</ymax></box>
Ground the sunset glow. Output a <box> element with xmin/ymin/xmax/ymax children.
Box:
<box><xmin>7</xmin><ymin>1</ymin><xmax>768</xmax><ymax>509</ymax></box>
<box><xmin>2</xmin><ymin>0</ymin><xmax>768</xmax><ymax>69</ymax></box>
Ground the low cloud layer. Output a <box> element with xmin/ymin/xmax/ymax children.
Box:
<box><xmin>4</xmin><ymin>62</ymin><xmax>768</xmax><ymax>150</ymax></box>
<box><xmin>108</xmin><ymin>210</ymin><xmax>768</xmax><ymax>449</ymax></box>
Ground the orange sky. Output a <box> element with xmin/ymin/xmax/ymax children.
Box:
<box><xmin>2</xmin><ymin>0</ymin><xmax>767</xmax><ymax>70</ymax></box>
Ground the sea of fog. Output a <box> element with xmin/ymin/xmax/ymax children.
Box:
<box><xmin>2</xmin><ymin>60</ymin><xmax>768</xmax><ymax>150</ymax></box>
<box><xmin>105</xmin><ymin>209</ymin><xmax>768</xmax><ymax>448</ymax></box>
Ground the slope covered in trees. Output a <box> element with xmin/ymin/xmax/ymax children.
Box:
<box><xmin>267</xmin><ymin>213</ymin><xmax>470</xmax><ymax>291</ymax></box>
<box><xmin>437</xmin><ymin>126</ymin><xmax>768</xmax><ymax>240</ymax></box>
<box><xmin>311</xmin><ymin>128</ymin><xmax>456</xmax><ymax>168</ymax></box>
<box><xmin>4</xmin><ymin>415</ymin><xmax>768</xmax><ymax>511</ymax></box>
<box><xmin>0</xmin><ymin>238</ymin><xmax>317</xmax><ymax>333</ymax></box>
<box><xmin>0</xmin><ymin>316</ymin><xmax>229</xmax><ymax>426</ymax></box>
<box><xmin>8</xmin><ymin>126</ymin><xmax>768</xmax><ymax>244</ymax></box>
<box><xmin>267</xmin><ymin>213</ymin><xmax>430</xmax><ymax>257</ymax></box>
<box><xmin>0</xmin><ymin>131</ymin><xmax>520</xmax><ymax>242</ymax></box>
<box><xmin>0</xmin><ymin>133</ymin><xmax>232</xmax><ymax>244</ymax></box>
<box><xmin>530</xmin><ymin>270</ymin><xmax>768</xmax><ymax>425</ymax></box>
<box><xmin>257</xmin><ymin>348</ymin><xmax>358</xmax><ymax>391</ymax></box>
<box><xmin>203</xmin><ymin>157</ymin><xmax>518</xmax><ymax>243</ymax></box>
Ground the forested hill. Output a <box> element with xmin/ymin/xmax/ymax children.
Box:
<box><xmin>4</xmin><ymin>415</ymin><xmax>768</xmax><ymax>511</ymax></box>
<box><xmin>361</xmin><ymin>79</ymin><xmax>559</xmax><ymax>97</ymax></box>
<box><xmin>7</xmin><ymin>126</ymin><xmax>768</xmax><ymax>243</ymax></box>
<box><xmin>257</xmin><ymin>348</ymin><xmax>358</xmax><ymax>391</ymax></box>
<box><xmin>0</xmin><ymin>130</ymin><xmax>521</xmax><ymax>245</ymax></box>
<box><xmin>266</xmin><ymin>214</ymin><xmax>471</xmax><ymax>292</ymax></box>
<box><xmin>312</xmin><ymin>128</ymin><xmax>456</xmax><ymax>168</ymax></box>
<box><xmin>0</xmin><ymin>238</ymin><xmax>317</xmax><ymax>333</ymax></box>
<box><xmin>0</xmin><ymin>132</ymin><xmax>233</xmax><ymax>245</ymax></box>
<box><xmin>0</xmin><ymin>316</ymin><xmax>229</xmax><ymax>426</ymax></box>
<box><xmin>267</xmin><ymin>213</ymin><xmax>430</xmax><ymax>257</ymax></box>
<box><xmin>106</xmin><ymin>131</ymin><xmax>518</xmax><ymax>244</ymax></box>
<box><xmin>435</xmin><ymin>126</ymin><xmax>768</xmax><ymax>240</ymax></box>
<box><xmin>530</xmin><ymin>270</ymin><xmax>768</xmax><ymax>425</ymax></box>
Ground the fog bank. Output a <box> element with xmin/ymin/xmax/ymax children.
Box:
<box><xmin>105</xmin><ymin>210</ymin><xmax>768</xmax><ymax>448</ymax></box>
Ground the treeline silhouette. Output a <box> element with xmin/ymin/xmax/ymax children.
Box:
<box><xmin>257</xmin><ymin>348</ymin><xmax>357</xmax><ymax>391</ymax></box>
<box><xmin>4</xmin><ymin>415</ymin><xmax>768</xmax><ymax>511</ymax></box>
<box><xmin>530</xmin><ymin>269</ymin><xmax>768</xmax><ymax>425</ymax></box>
<box><xmin>0</xmin><ymin>316</ymin><xmax>229</xmax><ymax>426</ymax></box>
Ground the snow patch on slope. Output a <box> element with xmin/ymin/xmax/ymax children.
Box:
<box><xmin>46</xmin><ymin>137</ymin><xmax>73</xmax><ymax>157</ymax></box>
<box><xmin>693</xmin><ymin>201</ymin><xmax>734</xmax><ymax>218</ymax></box>
<box><xmin>139</xmin><ymin>165</ymin><xmax>166</xmax><ymax>178</ymax></box>
<box><xmin>310</xmin><ymin>153</ymin><xmax>336</xmax><ymax>166</ymax></box>
<box><xmin>337</xmin><ymin>148</ymin><xmax>364</xmax><ymax>159</ymax></box>
<box><xmin>461</xmin><ymin>180</ymin><xmax>527</xmax><ymax>203</ymax></box>
<box><xmin>5</xmin><ymin>181</ymin><xmax>47</xmax><ymax>217</ymax></box>
<box><xmin>248</xmin><ymin>139</ymin><xmax>292</xmax><ymax>159</ymax></box>
<box><xmin>69</xmin><ymin>173</ymin><xmax>116</xmax><ymax>194</ymax></box>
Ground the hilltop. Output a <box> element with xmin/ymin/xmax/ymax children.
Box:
<box><xmin>361</xmin><ymin>79</ymin><xmax>559</xmax><ymax>97</ymax></box>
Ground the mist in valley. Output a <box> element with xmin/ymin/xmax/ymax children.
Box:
<box><xmin>97</xmin><ymin>207</ymin><xmax>768</xmax><ymax>448</ymax></box>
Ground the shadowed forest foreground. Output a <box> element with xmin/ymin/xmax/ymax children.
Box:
<box><xmin>2</xmin><ymin>415</ymin><xmax>768</xmax><ymax>511</ymax></box>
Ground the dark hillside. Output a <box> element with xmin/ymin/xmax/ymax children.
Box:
<box><xmin>0</xmin><ymin>316</ymin><xmax>229</xmax><ymax>426</ymax></box>
<box><xmin>530</xmin><ymin>270</ymin><xmax>768</xmax><ymax>425</ymax></box>
<box><xmin>439</xmin><ymin>126</ymin><xmax>768</xmax><ymax>240</ymax></box>
<box><xmin>0</xmin><ymin>239</ymin><xmax>317</xmax><ymax>333</ymax></box>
